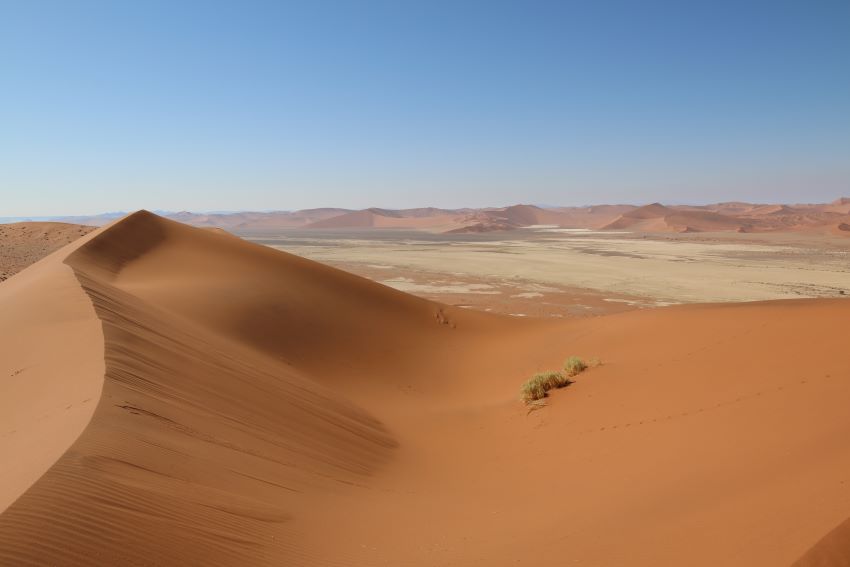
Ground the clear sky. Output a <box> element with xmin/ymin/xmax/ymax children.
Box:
<box><xmin>2</xmin><ymin>0</ymin><xmax>849</xmax><ymax>215</ymax></box>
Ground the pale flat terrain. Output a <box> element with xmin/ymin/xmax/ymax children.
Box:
<box><xmin>241</xmin><ymin>227</ymin><xmax>850</xmax><ymax>314</ymax></box>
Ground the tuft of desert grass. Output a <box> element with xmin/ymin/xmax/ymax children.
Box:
<box><xmin>520</xmin><ymin>370</ymin><xmax>572</xmax><ymax>403</ymax></box>
<box><xmin>564</xmin><ymin>356</ymin><xmax>588</xmax><ymax>377</ymax></box>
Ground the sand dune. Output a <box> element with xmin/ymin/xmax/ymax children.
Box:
<box><xmin>2</xmin><ymin>211</ymin><xmax>850</xmax><ymax>565</ymax></box>
<box><xmin>35</xmin><ymin>198</ymin><xmax>850</xmax><ymax>235</ymax></box>
<box><xmin>474</xmin><ymin>203</ymin><xmax>617</xmax><ymax>229</ymax></box>
<box><xmin>601</xmin><ymin>200</ymin><xmax>850</xmax><ymax>235</ymax></box>
<box><xmin>547</xmin><ymin>203</ymin><xmax>638</xmax><ymax>228</ymax></box>
<box><xmin>826</xmin><ymin>198</ymin><xmax>850</xmax><ymax>215</ymax></box>
<box><xmin>305</xmin><ymin>207</ymin><xmax>463</xmax><ymax>230</ymax></box>
<box><xmin>793</xmin><ymin>517</ymin><xmax>850</xmax><ymax>567</ymax></box>
<box><xmin>0</xmin><ymin>229</ymin><xmax>104</xmax><ymax>512</ymax></box>
<box><xmin>308</xmin><ymin>204</ymin><xmax>632</xmax><ymax>232</ymax></box>
<box><xmin>168</xmin><ymin>208</ymin><xmax>353</xmax><ymax>229</ymax></box>
<box><xmin>605</xmin><ymin>203</ymin><xmax>752</xmax><ymax>232</ymax></box>
<box><xmin>51</xmin><ymin>209</ymin><xmax>354</xmax><ymax>229</ymax></box>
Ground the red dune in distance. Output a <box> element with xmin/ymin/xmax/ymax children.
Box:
<box><xmin>308</xmin><ymin>203</ymin><xmax>631</xmax><ymax>232</ymax></box>
<box><xmin>2</xmin><ymin>211</ymin><xmax>850</xmax><ymax>565</ymax></box>
<box><xmin>49</xmin><ymin>198</ymin><xmax>850</xmax><ymax>235</ymax></box>
<box><xmin>298</xmin><ymin>201</ymin><xmax>850</xmax><ymax>234</ymax></box>
<box><xmin>249</xmin><ymin>198</ymin><xmax>850</xmax><ymax>234</ymax></box>
<box><xmin>604</xmin><ymin>203</ymin><xmax>755</xmax><ymax>232</ymax></box>
<box><xmin>304</xmin><ymin>207</ymin><xmax>467</xmax><ymax>229</ymax></box>
<box><xmin>167</xmin><ymin>207</ymin><xmax>353</xmax><ymax>229</ymax></box>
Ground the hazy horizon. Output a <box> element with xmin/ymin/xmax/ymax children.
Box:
<box><xmin>3</xmin><ymin>1</ymin><xmax>849</xmax><ymax>216</ymax></box>
<box><xmin>5</xmin><ymin>195</ymin><xmax>850</xmax><ymax>223</ymax></box>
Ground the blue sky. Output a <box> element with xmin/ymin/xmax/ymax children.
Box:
<box><xmin>2</xmin><ymin>0</ymin><xmax>849</xmax><ymax>215</ymax></box>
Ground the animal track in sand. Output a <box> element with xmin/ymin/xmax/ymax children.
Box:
<box><xmin>575</xmin><ymin>373</ymin><xmax>828</xmax><ymax>436</ymax></box>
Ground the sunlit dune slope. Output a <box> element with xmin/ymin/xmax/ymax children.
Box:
<box><xmin>0</xmin><ymin>228</ymin><xmax>104</xmax><ymax>512</ymax></box>
<box><xmin>1</xmin><ymin>211</ymin><xmax>850</xmax><ymax>566</ymax></box>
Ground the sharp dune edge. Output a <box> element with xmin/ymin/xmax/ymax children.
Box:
<box><xmin>1</xmin><ymin>211</ymin><xmax>850</xmax><ymax>565</ymax></box>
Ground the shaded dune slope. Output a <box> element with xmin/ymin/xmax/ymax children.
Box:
<box><xmin>2</xmin><ymin>212</ymin><xmax>850</xmax><ymax>565</ymax></box>
<box><xmin>794</xmin><ymin>517</ymin><xmax>850</xmax><ymax>567</ymax></box>
<box><xmin>74</xmin><ymin>211</ymin><xmax>517</xmax><ymax>397</ymax></box>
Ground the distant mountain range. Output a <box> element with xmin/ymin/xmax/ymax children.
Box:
<box><xmin>5</xmin><ymin>199</ymin><xmax>850</xmax><ymax>235</ymax></box>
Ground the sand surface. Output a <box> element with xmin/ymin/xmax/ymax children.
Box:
<box><xmin>1</xmin><ymin>212</ymin><xmax>849</xmax><ymax>565</ymax></box>
<box><xmin>0</xmin><ymin>229</ymin><xmax>104</xmax><ymax>512</ymax></box>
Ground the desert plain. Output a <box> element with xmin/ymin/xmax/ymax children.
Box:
<box><xmin>242</xmin><ymin>227</ymin><xmax>850</xmax><ymax>313</ymax></box>
<box><xmin>1</xmin><ymin>202</ymin><xmax>849</xmax><ymax>566</ymax></box>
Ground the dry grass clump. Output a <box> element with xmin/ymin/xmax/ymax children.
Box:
<box><xmin>521</xmin><ymin>356</ymin><xmax>598</xmax><ymax>404</ymax></box>
<box><xmin>520</xmin><ymin>370</ymin><xmax>572</xmax><ymax>402</ymax></box>
<box><xmin>564</xmin><ymin>356</ymin><xmax>588</xmax><ymax>376</ymax></box>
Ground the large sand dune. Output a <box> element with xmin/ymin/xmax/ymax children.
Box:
<box><xmin>1</xmin><ymin>211</ymin><xmax>849</xmax><ymax>565</ymax></box>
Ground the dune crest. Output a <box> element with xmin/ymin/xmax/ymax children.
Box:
<box><xmin>0</xmin><ymin>211</ymin><xmax>404</xmax><ymax>565</ymax></box>
<box><xmin>0</xmin><ymin>228</ymin><xmax>104</xmax><ymax>513</ymax></box>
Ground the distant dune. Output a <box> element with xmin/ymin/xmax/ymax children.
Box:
<box><xmin>304</xmin><ymin>207</ymin><xmax>450</xmax><ymax>229</ymax></box>
<box><xmin>602</xmin><ymin>199</ymin><xmax>850</xmax><ymax>234</ymax></box>
<box><xmin>2</xmin><ymin>211</ymin><xmax>850</xmax><ymax>565</ymax></box>
<box><xmin>827</xmin><ymin>198</ymin><xmax>850</xmax><ymax>215</ymax></box>
<box><xmin>167</xmin><ymin>208</ymin><xmax>353</xmax><ymax>229</ymax></box>
<box><xmin>604</xmin><ymin>203</ymin><xmax>753</xmax><ymax>232</ymax></box>
<box><xmin>34</xmin><ymin>198</ymin><xmax>850</xmax><ymax>235</ymax></box>
<box><xmin>306</xmin><ymin>203</ymin><xmax>634</xmax><ymax>232</ymax></box>
<box><xmin>604</xmin><ymin>203</ymin><xmax>674</xmax><ymax>231</ymax></box>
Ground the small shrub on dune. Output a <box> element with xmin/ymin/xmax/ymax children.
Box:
<box><xmin>520</xmin><ymin>378</ymin><xmax>546</xmax><ymax>403</ymax></box>
<box><xmin>520</xmin><ymin>370</ymin><xmax>572</xmax><ymax>403</ymax></box>
<box><xmin>564</xmin><ymin>356</ymin><xmax>588</xmax><ymax>377</ymax></box>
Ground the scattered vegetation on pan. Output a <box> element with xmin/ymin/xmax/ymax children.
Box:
<box><xmin>521</xmin><ymin>356</ymin><xmax>598</xmax><ymax>404</ymax></box>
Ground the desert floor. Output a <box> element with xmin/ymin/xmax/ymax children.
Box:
<box><xmin>240</xmin><ymin>227</ymin><xmax>850</xmax><ymax>316</ymax></box>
